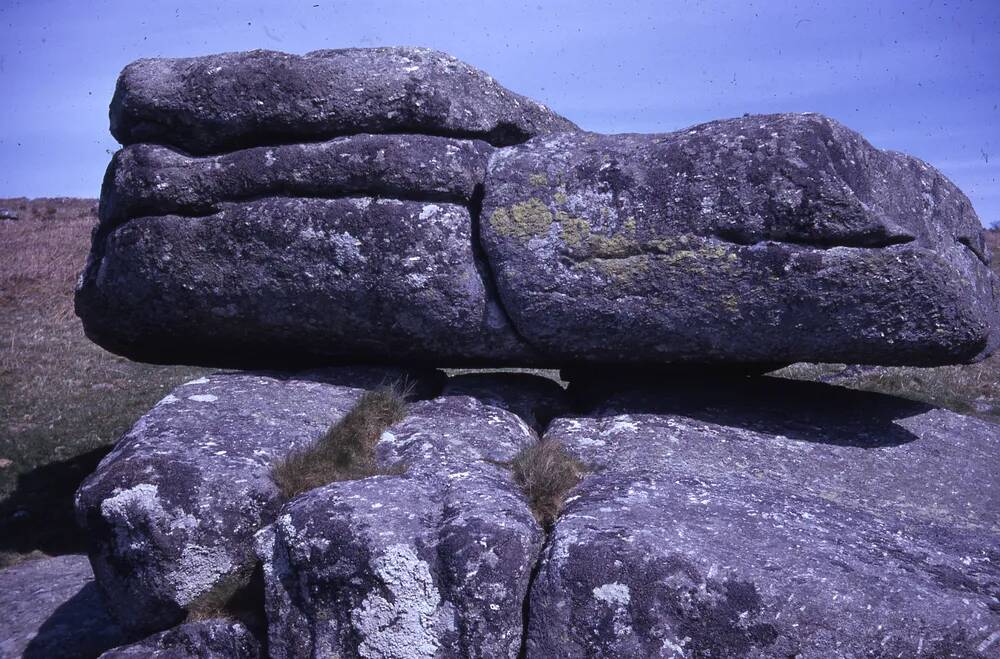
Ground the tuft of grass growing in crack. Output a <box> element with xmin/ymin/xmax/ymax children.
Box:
<box><xmin>272</xmin><ymin>384</ymin><xmax>409</xmax><ymax>500</ymax></box>
<box><xmin>510</xmin><ymin>440</ymin><xmax>585</xmax><ymax>530</ymax></box>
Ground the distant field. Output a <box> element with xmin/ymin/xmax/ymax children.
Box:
<box><xmin>0</xmin><ymin>198</ymin><xmax>996</xmax><ymax>566</ymax></box>
<box><xmin>0</xmin><ymin>198</ymin><xmax>209</xmax><ymax>567</ymax></box>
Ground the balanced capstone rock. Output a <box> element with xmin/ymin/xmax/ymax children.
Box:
<box><xmin>76</xmin><ymin>47</ymin><xmax>999</xmax><ymax>368</ymax></box>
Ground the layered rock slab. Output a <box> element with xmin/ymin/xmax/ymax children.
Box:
<box><xmin>0</xmin><ymin>554</ymin><xmax>130</xmax><ymax>659</ymax></box>
<box><xmin>257</xmin><ymin>392</ymin><xmax>544</xmax><ymax>659</ymax></box>
<box><xmin>98</xmin><ymin>620</ymin><xmax>261</xmax><ymax>659</ymax></box>
<box><xmin>75</xmin><ymin>367</ymin><xmax>435</xmax><ymax>636</ymax></box>
<box><xmin>110</xmin><ymin>47</ymin><xmax>577</xmax><ymax>154</ymax></box>
<box><xmin>76</xmin><ymin>197</ymin><xmax>533</xmax><ymax>366</ymax></box>
<box><xmin>482</xmin><ymin>113</ymin><xmax>1000</xmax><ymax>366</ymax></box>
<box><xmin>527</xmin><ymin>377</ymin><xmax>1000</xmax><ymax>657</ymax></box>
<box><xmin>100</xmin><ymin>134</ymin><xmax>493</xmax><ymax>226</ymax></box>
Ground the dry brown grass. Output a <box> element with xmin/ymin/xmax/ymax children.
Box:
<box><xmin>0</xmin><ymin>198</ymin><xmax>210</xmax><ymax>567</ymax></box>
<box><xmin>272</xmin><ymin>385</ymin><xmax>409</xmax><ymax>500</ymax></box>
<box><xmin>510</xmin><ymin>440</ymin><xmax>585</xmax><ymax>529</ymax></box>
<box><xmin>986</xmin><ymin>227</ymin><xmax>1000</xmax><ymax>277</ymax></box>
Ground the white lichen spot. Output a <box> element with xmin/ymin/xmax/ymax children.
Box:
<box><xmin>418</xmin><ymin>204</ymin><xmax>441</xmax><ymax>221</ymax></box>
<box><xmin>593</xmin><ymin>582</ymin><xmax>631</xmax><ymax>606</ymax></box>
<box><xmin>188</xmin><ymin>394</ymin><xmax>218</xmax><ymax>403</ymax></box>
<box><xmin>100</xmin><ymin>484</ymin><xmax>166</xmax><ymax>553</ymax></box>
<box><xmin>352</xmin><ymin>544</ymin><xmax>444</xmax><ymax>658</ymax></box>
<box><xmin>170</xmin><ymin>543</ymin><xmax>234</xmax><ymax>605</ymax></box>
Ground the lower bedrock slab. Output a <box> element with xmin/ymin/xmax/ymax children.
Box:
<box><xmin>97</xmin><ymin>619</ymin><xmax>261</xmax><ymax>658</ymax></box>
<box><xmin>0</xmin><ymin>554</ymin><xmax>130</xmax><ymax>659</ymax></box>
<box><xmin>527</xmin><ymin>377</ymin><xmax>1000</xmax><ymax>658</ymax></box>
<box><xmin>257</xmin><ymin>392</ymin><xmax>544</xmax><ymax>659</ymax></box>
<box><xmin>75</xmin><ymin>367</ymin><xmax>438</xmax><ymax>637</ymax></box>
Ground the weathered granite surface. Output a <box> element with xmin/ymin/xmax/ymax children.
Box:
<box><xmin>100</xmin><ymin>134</ymin><xmax>492</xmax><ymax>227</ymax></box>
<box><xmin>67</xmin><ymin>367</ymin><xmax>1000</xmax><ymax>656</ymax></box>
<box><xmin>98</xmin><ymin>620</ymin><xmax>261</xmax><ymax>658</ymax></box>
<box><xmin>527</xmin><ymin>377</ymin><xmax>1000</xmax><ymax>657</ymax></box>
<box><xmin>77</xmin><ymin>197</ymin><xmax>533</xmax><ymax>366</ymax></box>
<box><xmin>109</xmin><ymin>47</ymin><xmax>578</xmax><ymax>153</ymax></box>
<box><xmin>482</xmin><ymin>114</ymin><xmax>999</xmax><ymax>366</ymax></box>
<box><xmin>75</xmin><ymin>367</ymin><xmax>437</xmax><ymax>636</ymax></box>
<box><xmin>257</xmin><ymin>393</ymin><xmax>542</xmax><ymax>659</ymax></box>
<box><xmin>77</xmin><ymin>48</ymin><xmax>999</xmax><ymax>368</ymax></box>
<box><xmin>0</xmin><ymin>554</ymin><xmax>129</xmax><ymax>659</ymax></box>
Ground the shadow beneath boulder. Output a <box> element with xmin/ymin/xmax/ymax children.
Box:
<box><xmin>0</xmin><ymin>444</ymin><xmax>113</xmax><ymax>561</ymax></box>
<box><xmin>569</xmin><ymin>374</ymin><xmax>933</xmax><ymax>448</ymax></box>
<box><xmin>22</xmin><ymin>581</ymin><xmax>132</xmax><ymax>659</ymax></box>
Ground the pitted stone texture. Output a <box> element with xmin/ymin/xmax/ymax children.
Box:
<box><xmin>482</xmin><ymin>113</ymin><xmax>999</xmax><ymax>366</ymax></box>
<box><xmin>110</xmin><ymin>47</ymin><xmax>577</xmax><ymax>154</ymax></box>
<box><xmin>101</xmin><ymin>134</ymin><xmax>492</xmax><ymax>226</ymax></box>
<box><xmin>526</xmin><ymin>378</ymin><xmax>1000</xmax><ymax>657</ymax></box>
<box><xmin>98</xmin><ymin>619</ymin><xmax>261</xmax><ymax>658</ymax></box>
<box><xmin>0</xmin><ymin>554</ymin><xmax>129</xmax><ymax>659</ymax></box>
<box><xmin>76</xmin><ymin>197</ymin><xmax>533</xmax><ymax>367</ymax></box>
<box><xmin>75</xmin><ymin>367</ymin><xmax>433</xmax><ymax>636</ymax></box>
<box><xmin>442</xmin><ymin>371</ymin><xmax>569</xmax><ymax>433</ymax></box>
<box><xmin>258</xmin><ymin>394</ymin><xmax>542</xmax><ymax>659</ymax></box>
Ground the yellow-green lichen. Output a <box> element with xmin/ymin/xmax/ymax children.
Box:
<box><xmin>490</xmin><ymin>198</ymin><xmax>553</xmax><ymax>240</ymax></box>
<box><xmin>529</xmin><ymin>173</ymin><xmax>549</xmax><ymax>187</ymax></box>
<box><xmin>559</xmin><ymin>213</ymin><xmax>591</xmax><ymax>251</ymax></box>
<box><xmin>594</xmin><ymin>254</ymin><xmax>651</xmax><ymax>281</ymax></box>
<box><xmin>554</xmin><ymin>191</ymin><xmax>568</xmax><ymax>205</ymax></box>
<box><xmin>558</xmin><ymin>213</ymin><xmax>641</xmax><ymax>258</ymax></box>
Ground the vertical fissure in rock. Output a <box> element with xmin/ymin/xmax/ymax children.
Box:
<box><xmin>467</xmin><ymin>183</ymin><xmax>538</xmax><ymax>353</ymax></box>
<box><xmin>507</xmin><ymin>435</ymin><xmax>585</xmax><ymax>659</ymax></box>
<box><xmin>517</xmin><ymin>531</ymin><xmax>551</xmax><ymax>659</ymax></box>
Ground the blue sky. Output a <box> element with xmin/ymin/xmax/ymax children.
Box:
<box><xmin>1</xmin><ymin>0</ymin><xmax>997</xmax><ymax>225</ymax></box>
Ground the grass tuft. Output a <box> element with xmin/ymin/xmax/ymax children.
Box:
<box><xmin>271</xmin><ymin>384</ymin><xmax>409</xmax><ymax>500</ymax></box>
<box><xmin>509</xmin><ymin>440</ymin><xmax>585</xmax><ymax>529</ymax></box>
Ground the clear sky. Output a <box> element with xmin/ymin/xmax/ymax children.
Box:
<box><xmin>1</xmin><ymin>0</ymin><xmax>997</xmax><ymax>225</ymax></box>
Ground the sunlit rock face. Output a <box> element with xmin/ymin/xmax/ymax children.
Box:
<box><xmin>76</xmin><ymin>47</ymin><xmax>998</xmax><ymax>369</ymax></box>
<box><xmin>481</xmin><ymin>114</ymin><xmax>999</xmax><ymax>366</ymax></box>
<box><xmin>74</xmin><ymin>367</ymin><xmax>439</xmax><ymax>636</ymax></box>
<box><xmin>527</xmin><ymin>377</ymin><xmax>1000</xmax><ymax>658</ymax></box>
<box><xmin>69</xmin><ymin>370</ymin><xmax>1000</xmax><ymax>657</ymax></box>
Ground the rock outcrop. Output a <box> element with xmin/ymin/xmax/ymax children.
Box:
<box><xmin>76</xmin><ymin>48</ymin><xmax>999</xmax><ymax>368</ymax></box>
<box><xmin>75</xmin><ymin>367</ymin><xmax>439</xmax><ymax>635</ymax></box>
<box><xmin>64</xmin><ymin>370</ymin><xmax>1000</xmax><ymax>658</ymax></box>
<box><xmin>46</xmin><ymin>47</ymin><xmax>1000</xmax><ymax>658</ymax></box>
<box><xmin>109</xmin><ymin>47</ymin><xmax>577</xmax><ymax>153</ymax></box>
<box><xmin>529</xmin><ymin>376</ymin><xmax>1000</xmax><ymax>657</ymax></box>
<box><xmin>258</xmin><ymin>394</ymin><xmax>543</xmax><ymax>658</ymax></box>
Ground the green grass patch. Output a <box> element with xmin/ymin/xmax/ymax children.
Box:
<box><xmin>272</xmin><ymin>385</ymin><xmax>409</xmax><ymax>500</ymax></box>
